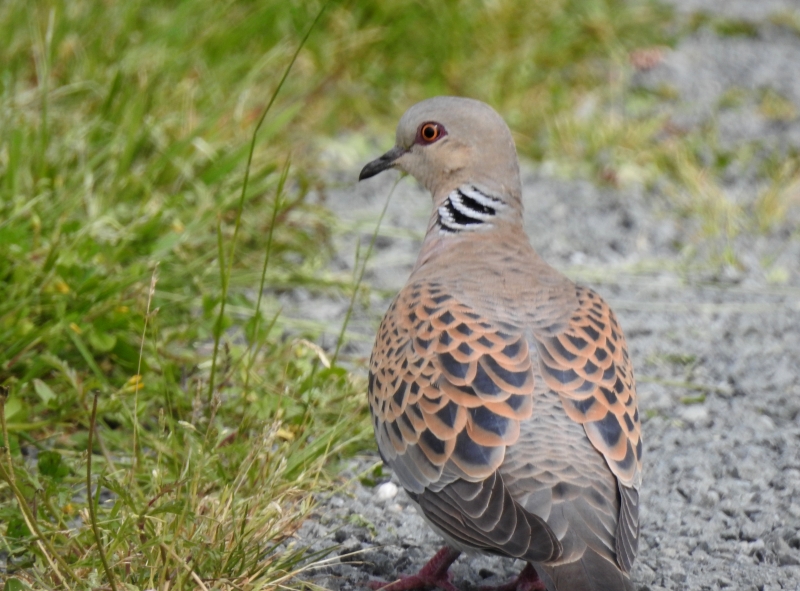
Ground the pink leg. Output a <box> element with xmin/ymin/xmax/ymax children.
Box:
<box><xmin>369</xmin><ymin>546</ymin><xmax>462</xmax><ymax>591</ymax></box>
<box><xmin>478</xmin><ymin>563</ymin><xmax>546</xmax><ymax>591</ymax></box>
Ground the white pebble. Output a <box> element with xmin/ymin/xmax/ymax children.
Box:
<box><xmin>680</xmin><ymin>404</ymin><xmax>709</xmax><ymax>423</ymax></box>
<box><xmin>376</xmin><ymin>482</ymin><xmax>398</xmax><ymax>501</ymax></box>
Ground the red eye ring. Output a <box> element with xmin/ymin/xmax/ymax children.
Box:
<box><xmin>418</xmin><ymin>122</ymin><xmax>444</xmax><ymax>144</ymax></box>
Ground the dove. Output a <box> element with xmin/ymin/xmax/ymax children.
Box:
<box><xmin>358</xmin><ymin>96</ymin><xmax>642</xmax><ymax>591</ymax></box>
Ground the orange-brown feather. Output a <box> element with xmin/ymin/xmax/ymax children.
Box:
<box><xmin>369</xmin><ymin>281</ymin><xmax>535</xmax><ymax>486</ymax></box>
<box><xmin>534</xmin><ymin>286</ymin><xmax>642</xmax><ymax>487</ymax></box>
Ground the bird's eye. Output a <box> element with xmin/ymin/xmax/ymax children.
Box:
<box><xmin>419</xmin><ymin>122</ymin><xmax>443</xmax><ymax>143</ymax></box>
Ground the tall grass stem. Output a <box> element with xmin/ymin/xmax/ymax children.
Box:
<box><xmin>331</xmin><ymin>177</ymin><xmax>400</xmax><ymax>366</ymax></box>
<box><xmin>87</xmin><ymin>391</ymin><xmax>119</xmax><ymax>591</ymax></box>
<box><xmin>207</xmin><ymin>1</ymin><xmax>330</xmax><ymax>403</ymax></box>
<box><xmin>243</xmin><ymin>157</ymin><xmax>291</xmax><ymax>393</ymax></box>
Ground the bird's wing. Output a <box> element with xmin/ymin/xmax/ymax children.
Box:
<box><xmin>532</xmin><ymin>285</ymin><xmax>642</xmax><ymax>571</ymax></box>
<box><xmin>369</xmin><ymin>279</ymin><xmax>560</xmax><ymax>562</ymax></box>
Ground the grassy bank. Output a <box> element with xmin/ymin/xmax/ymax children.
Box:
<box><xmin>2</xmin><ymin>0</ymin><xmax>789</xmax><ymax>589</ymax></box>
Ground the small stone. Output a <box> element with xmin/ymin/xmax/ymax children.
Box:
<box><xmin>376</xmin><ymin>481</ymin><xmax>399</xmax><ymax>500</ymax></box>
<box><xmin>679</xmin><ymin>404</ymin><xmax>708</xmax><ymax>423</ymax></box>
<box><xmin>739</xmin><ymin>523</ymin><xmax>760</xmax><ymax>541</ymax></box>
<box><xmin>694</xmin><ymin>540</ymin><xmax>712</xmax><ymax>554</ymax></box>
<box><xmin>699</xmin><ymin>489</ymin><xmax>720</xmax><ymax>508</ymax></box>
<box><xmin>339</xmin><ymin>536</ymin><xmax>363</xmax><ymax>562</ymax></box>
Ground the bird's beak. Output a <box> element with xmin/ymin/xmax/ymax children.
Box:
<box><xmin>359</xmin><ymin>146</ymin><xmax>407</xmax><ymax>181</ymax></box>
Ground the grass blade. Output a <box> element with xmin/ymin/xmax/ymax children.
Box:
<box><xmin>208</xmin><ymin>1</ymin><xmax>331</xmax><ymax>402</ymax></box>
<box><xmin>86</xmin><ymin>391</ymin><xmax>118</xmax><ymax>591</ymax></box>
<box><xmin>331</xmin><ymin>178</ymin><xmax>400</xmax><ymax>366</ymax></box>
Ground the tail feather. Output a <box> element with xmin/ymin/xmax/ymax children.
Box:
<box><xmin>615</xmin><ymin>486</ymin><xmax>639</xmax><ymax>572</ymax></box>
<box><xmin>540</xmin><ymin>546</ymin><xmax>634</xmax><ymax>591</ymax></box>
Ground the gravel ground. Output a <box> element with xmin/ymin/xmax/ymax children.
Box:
<box><xmin>284</xmin><ymin>3</ymin><xmax>800</xmax><ymax>590</ymax></box>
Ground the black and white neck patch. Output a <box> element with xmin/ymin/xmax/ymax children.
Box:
<box><xmin>437</xmin><ymin>185</ymin><xmax>503</xmax><ymax>234</ymax></box>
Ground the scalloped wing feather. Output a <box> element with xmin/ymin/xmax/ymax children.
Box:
<box><xmin>533</xmin><ymin>285</ymin><xmax>641</xmax><ymax>571</ymax></box>
<box><xmin>534</xmin><ymin>286</ymin><xmax>642</xmax><ymax>488</ymax></box>
<box><xmin>369</xmin><ymin>281</ymin><xmax>534</xmax><ymax>494</ymax></box>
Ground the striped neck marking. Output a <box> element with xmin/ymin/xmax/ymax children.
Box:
<box><xmin>437</xmin><ymin>186</ymin><xmax>503</xmax><ymax>234</ymax></box>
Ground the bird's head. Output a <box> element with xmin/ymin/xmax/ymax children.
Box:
<box><xmin>359</xmin><ymin>97</ymin><xmax>522</xmax><ymax>207</ymax></box>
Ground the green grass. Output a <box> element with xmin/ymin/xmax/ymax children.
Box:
<box><xmin>1</xmin><ymin>2</ymin><xmax>372</xmax><ymax>588</ymax></box>
<box><xmin>687</xmin><ymin>11</ymin><xmax>760</xmax><ymax>38</ymax></box>
<box><xmin>1</xmin><ymin>0</ymin><xmax>797</xmax><ymax>589</ymax></box>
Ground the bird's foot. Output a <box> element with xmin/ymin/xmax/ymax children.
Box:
<box><xmin>369</xmin><ymin>546</ymin><xmax>462</xmax><ymax>591</ymax></box>
<box><xmin>478</xmin><ymin>563</ymin><xmax>546</xmax><ymax>591</ymax></box>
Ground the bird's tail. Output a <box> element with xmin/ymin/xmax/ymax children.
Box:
<box><xmin>539</xmin><ymin>546</ymin><xmax>634</xmax><ymax>591</ymax></box>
